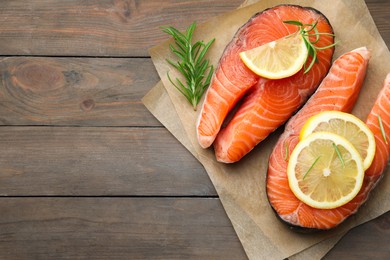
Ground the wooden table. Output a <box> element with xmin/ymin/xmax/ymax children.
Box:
<box><xmin>0</xmin><ymin>1</ymin><xmax>388</xmax><ymax>259</ymax></box>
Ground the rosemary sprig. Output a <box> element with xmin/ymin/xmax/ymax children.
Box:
<box><xmin>332</xmin><ymin>143</ymin><xmax>345</xmax><ymax>167</ymax></box>
<box><xmin>284</xmin><ymin>141</ymin><xmax>289</xmax><ymax>161</ymax></box>
<box><xmin>303</xmin><ymin>156</ymin><xmax>321</xmax><ymax>180</ymax></box>
<box><xmin>162</xmin><ymin>22</ymin><xmax>215</xmax><ymax>111</ymax></box>
<box><xmin>284</xmin><ymin>20</ymin><xmax>338</xmax><ymax>74</ymax></box>
<box><xmin>378</xmin><ymin>115</ymin><xmax>388</xmax><ymax>144</ymax></box>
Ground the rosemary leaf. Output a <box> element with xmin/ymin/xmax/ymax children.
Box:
<box><xmin>311</xmin><ymin>25</ymin><xmax>320</xmax><ymax>44</ymax></box>
<box><xmin>203</xmin><ymin>65</ymin><xmax>214</xmax><ymax>88</ymax></box>
<box><xmin>303</xmin><ymin>156</ymin><xmax>321</xmax><ymax>180</ymax></box>
<box><xmin>333</xmin><ymin>143</ymin><xmax>345</xmax><ymax>167</ymax></box>
<box><xmin>284</xmin><ymin>141</ymin><xmax>289</xmax><ymax>161</ymax></box>
<box><xmin>315</xmin><ymin>41</ymin><xmax>340</xmax><ymax>50</ymax></box>
<box><xmin>162</xmin><ymin>22</ymin><xmax>215</xmax><ymax>110</ymax></box>
<box><xmin>192</xmin><ymin>42</ymin><xmax>202</xmax><ymax>60</ymax></box>
<box><xmin>283</xmin><ymin>20</ymin><xmax>303</xmax><ymax>26</ymax></box>
<box><xmin>196</xmin><ymin>39</ymin><xmax>215</xmax><ymax>66</ymax></box>
<box><xmin>186</xmin><ymin>22</ymin><xmax>196</xmax><ymax>39</ymax></box>
<box><xmin>167</xmin><ymin>72</ymin><xmax>189</xmax><ymax>101</ymax></box>
<box><xmin>284</xmin><ymin>20</ymin><xmax>337</xmax><ymax>74</ymax></box>
<box><xmin>172</xmin><ymin>49</ymin><xmax>186</xmax><ymax>61</ymax></box>
<box><xmin>304</xmin><ymin>49</ymin><xmax>317</xmax><ymax>74</ymax></box>
<box><xmin>378</xmin><ymin>115</ymin><xmax>388</xmax><ymax>144</ymax></box>
<box><xmin>309</xmin><ymin>32</ymin><xmax>337</xmax><ymax>36</ymax></box>
<box><xmin>195</xmin><ymin>60</ymin><xmax>208</xmax><ymax>78</ymax></box>
<box><xmin>305</xmin><ymin>20</ymin><xmax>318</xmax><ymax>33</ymax></box>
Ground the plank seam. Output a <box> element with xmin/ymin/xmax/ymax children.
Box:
<box><xmin>0</xmin><ymin>195</ymin><xmax>219</xmax><ymax>198</ymax></box>
<box><xmin>0</xmin><ymin>55</ymin><xmax>151</xmax><ymax>59</ymax></box>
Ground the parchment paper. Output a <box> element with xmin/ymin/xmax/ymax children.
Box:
<box><xmin>143</xmin><ymin>0</ymin><xmax>390</xmax><ymax>259</ymax></box>
<box><xmin>143</xmin><ymin>82</ymin><xmax>344</xmax><ymax>259</ymax></box>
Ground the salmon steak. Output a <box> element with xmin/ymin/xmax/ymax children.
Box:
<box><xmin>266</xmin><ymin>48</ymin><xmax>390</xmax><ymax>231</ymax></box>
<box><xmin>196</xmin><ymin>4</ymin><xmax>335</xmax><ymax>163</ymax></box>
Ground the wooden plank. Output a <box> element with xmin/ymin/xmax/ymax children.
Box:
<box><xmin>0</xmin><ymin>0</ymin><xmax>388</xmax><ymax>57</ymax></box>
<box><xmin>0</xmin><ymin>198</ymin><xmax>247</xmax><ymax>259</ymax></box>
<box><xmin>0</xmin><ymin>0</ymin><xmax>242</xmax><ymax>56</ymax></box>
<box><xmin>367</xmin><ymin>0</ymin><xmax>390</xmax><ymax>46</ymax></box>
<box><xmin>0</xmin><ymin>198</ymin><xmax>387</xmax><ymax>259</ymax></box>
<box><xmin>0</xmin><ymin>127</ymin><xmax>216</xmax><ymax>196</ymax></box>
<box><xmin>324</xmin><ymin>212</ymin><xmax>390</xmax><ymax>259</ymax></box>
<box><xmin>0</xmin><ymin>57</ymin><xmax>160</xmax><ymax>126</ymax></box>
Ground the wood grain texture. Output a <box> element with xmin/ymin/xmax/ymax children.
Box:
<box><xmin>0</xmin><ymin>198</ymin><xmax>387</xmax><ymax>259</ymax></box>
<box><xmin>0</xmin><ymin>198</ymin><xmax>246</xmax><ymax>259</ymax></box>
<box><xmin>0</xmin><ymin>57</ymin><xmax>161</xmax><ymax>126</ymax></box>
<box><xmin>0</xmin><ymin>127</ymin><xmax>215</xmax><ymax>196</ymax></box>
<box><xmin>367</xmin><ymin>0</ymin><xmax>390</xmax><ymax>46</ymax></box>
<box><xmin>324</xmin><ymin>211</ymin><xmax>390</xmax><ymax>259</ymax></box>
<box><xmin>0</xmin><ymin>1</ymin><xmax>387</xmax><ymax>57</ymax></box>
<box><xmin>0</xmin><ymin>0</ymin><xmax>242</xmax><ymax>56</ymax></box>
<box><xmin>0</xmin><ymin>0</ymin><xmax>388</xmax><ymax>259</ymax></box>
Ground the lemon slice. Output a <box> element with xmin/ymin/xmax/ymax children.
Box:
<box><xmin>288</xmin><ymin>132</ymin><xmax>364</xmax><ymax>209</ymax></box>
<box><xmin>300</xmin><ymin>111</ymin><xmax>376</xmax><ymax>170</ymax></box>
<box><xmin>239</xmin><ymin>33</ymin><xmax>308</xmax><ymax>79</ymax></box>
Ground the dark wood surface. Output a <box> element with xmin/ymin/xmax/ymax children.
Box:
<box><xmin>0</xmin><ymin>0</ymin><xmax>388</xmax><ymax>259</ymax></box>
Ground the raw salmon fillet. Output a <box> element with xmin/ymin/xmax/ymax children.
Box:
<box><xmin>365</xmin><ymin>73</ymin><xmax>390</xmax><ymax>180</ymax></box>
<box><xmin>266</xmin><ymin>47</ymin><xmax>388</xmax><ymax>230</ymax></box>
<box><xmin>196</xmin><ymin>5</ymin><xmax>335</xmax><ymax>159</ymax></box>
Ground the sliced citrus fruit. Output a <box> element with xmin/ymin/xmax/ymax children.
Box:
<box><xmin>300</xmin><ymin>111</ymin><xmax>376</xmax><ymax>170</ymax></box>
<box><xmin>239</xmin><ymin>32</ymin><xmax>308</xmax><ymax>79</ymax></box>
<box><xmin>287</xmin><ymin>132</ymin><xmax>364</xmax><ymax>209</ymax></box>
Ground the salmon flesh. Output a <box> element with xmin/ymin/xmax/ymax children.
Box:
<box><xmin>266</xmin><ymin>48</ymin><xmax>390</xmax><ymax>231</ymax></box>
<box><xmin>196</xmin><ymin>5</ymin><xmax>335</xmax><ymax>163</ymax></box>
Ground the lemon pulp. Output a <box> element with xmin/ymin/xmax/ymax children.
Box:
<box><xmin>300</xmin><ymin>111</ymin><xmax>376</xmax><ymax>170</ymax></box>
<box><xmin>239</xmin><ymin>33</ymin><xmax>308</xmax><ymax>79</ymax></box>
<box><xmin>287</xmin><ymin>131</ymin><xmax>364</xmax><ymax>209</ymax></box>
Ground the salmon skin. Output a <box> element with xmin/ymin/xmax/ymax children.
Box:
<box><xmin>266</xmin><ymin>47</ymin><xmax>386</xmax><ymax>231</ymax></box>
<box><xmin>196</xmin><ymin>5</ymin><xmax>335</xmax><ymax>163</ymax></box>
